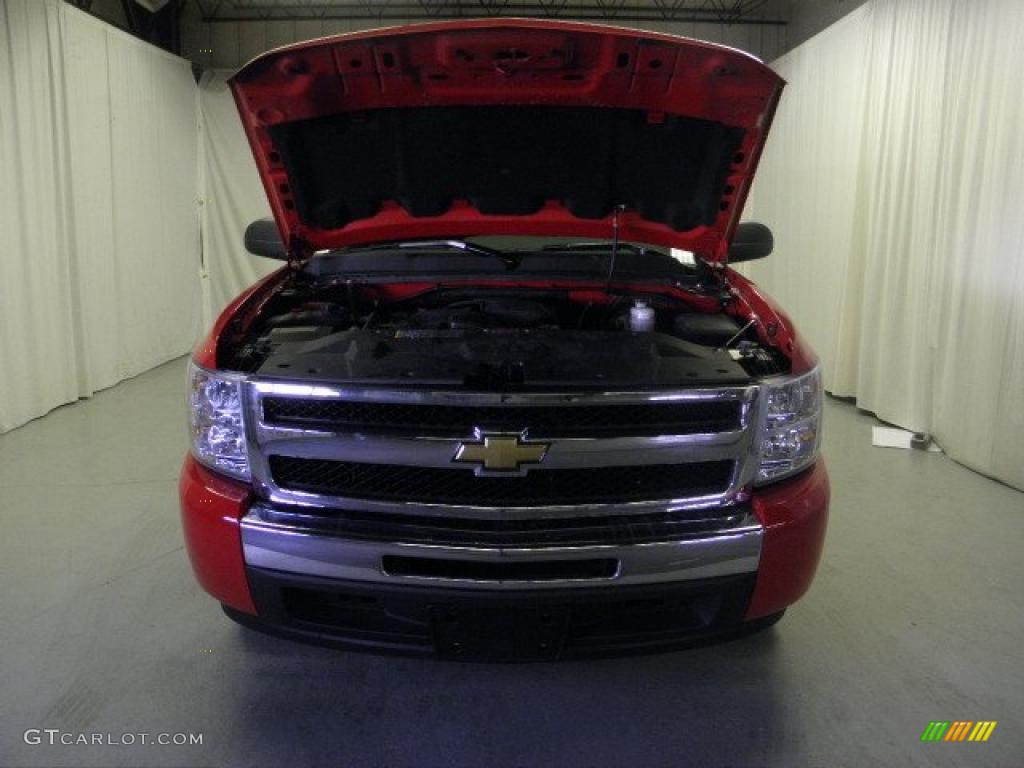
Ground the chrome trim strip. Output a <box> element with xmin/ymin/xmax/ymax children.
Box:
<box><xmin>240</xmin><ymin>508</ymin><xmax>763</xmax><ymax>590</ymax></box>
<box><xmin>250</xmin><ymin>382</ymin><xmax>759</xmax><ymax>408</ymax></box>
<box><xmin>250</xmin><ymin>501</ymin><xmax>752</xmax><ymax>534</ymax></box>
<box><xmin>259</xmin><ymin>490</ymin><xmax>739</xmax><ymax>519</ymax></box>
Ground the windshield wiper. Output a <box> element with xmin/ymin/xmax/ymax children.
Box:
<box><xmin>538</xmin><ymin>242</ymin><xmax>652</xmax><ymax>256</ymax></box>
<box><xmin>395</xmin><ymin>240</ymin><xmax>521</xmax><ymax>270</ymax></box>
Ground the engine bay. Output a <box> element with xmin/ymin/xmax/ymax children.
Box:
<box><xmin>224</xmin><ymin>282</ymin><xmax>788</xmax><ymax>388</ymax></box>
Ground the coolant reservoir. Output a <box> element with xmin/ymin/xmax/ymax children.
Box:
<box><xmin>630</xmin><ymin>301</ymin><xmax>655</xmax><ymax>333</ymax></box>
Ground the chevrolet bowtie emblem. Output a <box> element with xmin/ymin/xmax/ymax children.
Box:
<box><xmin>453</xmin><ymin>432</ymin><xmax>550</xmax><ymax>474</ymax></box>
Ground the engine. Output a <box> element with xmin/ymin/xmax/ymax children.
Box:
<box><xmin>226</xmin><ymin>285</ymin><xmax>787</xmax><ymax>386</ymax></box>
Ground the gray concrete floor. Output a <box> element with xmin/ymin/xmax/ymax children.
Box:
<box><xmin>1</xmin><ymin>356</ymin><xmax>1022</xmax><ymax>768</ymax></box>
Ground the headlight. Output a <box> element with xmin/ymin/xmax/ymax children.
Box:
<box><xmin>188</xmin><ymin>361</ymin><xmax>250</xmax><ymax>481</ymax></box>
<box><xmin>755</xmin><ymin>366</ymin><xmax>822</xmax><ymax>485</ymax></box>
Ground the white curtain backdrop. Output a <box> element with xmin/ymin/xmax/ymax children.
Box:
<box><xmin>745</xmin><ymin>0</ymin><xmax>1024</xmax><ymax>490</ymax></box>
<box><xmin>0</xmin><ymin>0</ymin><xmax>201</xmax><ymax>432</ymax></box>
<box><xmin>197</xmin><ymin>70</ymin><xmax>275</xmax><ymax>323</ymax></box>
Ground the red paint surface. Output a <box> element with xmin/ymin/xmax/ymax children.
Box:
<box><xmin>228</xmin><ymin>20</ymin><xmax>783</xmax><ymax>259</ymax></box>
<box><xmin>745</xmin><ymin>461</ymin><xmax>830</xmax><ymax>619</ymax></box>
<box><xmin>178</xmin><ymin>455</ymin><xmax>256</xmax><ymax>614</ymax></box>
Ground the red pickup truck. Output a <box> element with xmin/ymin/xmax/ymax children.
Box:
<box><xmin>180</xmin><ymin>19</ymin><xmax>828</xmax><ymax>660</ymax></box>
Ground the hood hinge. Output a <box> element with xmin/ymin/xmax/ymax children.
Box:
<box><xmin>286</xmin><ymin>234</ymin><xmax>313</xmax><ymax>270</ymax></box>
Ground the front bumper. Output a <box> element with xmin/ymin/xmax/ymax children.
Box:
<box><xmin>239</xmin><ymin>501</ymin><xmax>763</xmax><ymax>589</ymax></box>
<box><xmin>229</xmin><ymin>569</ymin><xmax>768</xmax><ymax>660</ymax></box>
<box><xmin>179</xmin><ymin>455</ymin><xmax>829</xmax><ymax>657</ymax></box>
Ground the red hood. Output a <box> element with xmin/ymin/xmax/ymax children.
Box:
<box><xmin>229</xmin><ymin>20</ymin><xmax>783</xmax><ymax>262</ymax></box>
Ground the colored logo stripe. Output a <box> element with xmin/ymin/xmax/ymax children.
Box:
<box><xmin>944</xmin><ymin>722</ymin><xmax>972</xmax><ymax>741</ymax></box>
<box><xmin>921</xmin><ymin>721</ymin><xmax>996</xmax><ymax>742</ymax></box>
<box><xmin>969</xmin><ymin>722</ymin><xmax>997</xmax><ymax>742</ymax></box>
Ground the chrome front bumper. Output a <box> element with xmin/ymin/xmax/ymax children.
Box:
<box><xmin>240</xmin><ymin>503</ymin><xmax>762</xmax><ymax>591</ymax></box>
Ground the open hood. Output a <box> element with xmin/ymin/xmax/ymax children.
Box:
<box><xmin>230</xmin><ymin>20</ymin><xmax>784</xmax><ymax>262</ymax></box>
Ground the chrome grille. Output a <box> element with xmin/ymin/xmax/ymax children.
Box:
<box><xmin>261</xmin><ymin>397</ymin><xmax>743</xmax><ymax>438</ymax></box>
<box><xmin>245</xmin><ymin>383</ymin><xmax>762</xmax><ymax>522</ymax></box>
<box><xmin>269</xmin><ymin>457</ymin><xmax>734</xmax><ymax>506</ymax></box>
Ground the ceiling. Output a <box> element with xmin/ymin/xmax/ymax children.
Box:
<box><xmin>191</xmin><ymin>0</ymin><xmax>785</xmax><ymax>25</ymax></box>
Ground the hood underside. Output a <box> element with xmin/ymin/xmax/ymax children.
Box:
<box><xmin>230</xmin><ymin>20</ymin><xmax>784</xmax><ymax>261</ymax></box>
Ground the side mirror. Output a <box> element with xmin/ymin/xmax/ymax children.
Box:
<box><xmin>244</xmin><ymin>218</ymin><xmax>287</xmax><ymax>260</ymax></box>
<box><xmin>728</xmin><ymin>222</ymin><xmax>773</xmax><ymax>263</ymax></box>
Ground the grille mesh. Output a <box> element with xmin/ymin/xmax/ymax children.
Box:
<box><xmin>268</xmin><ymin>456</ymin><xmax>734</xmax><ymax>506</ymax></box>
<box><xmin>262</xmin><ymin>397</ymin><xmax>742</xmax><ymax>438</ymax></box>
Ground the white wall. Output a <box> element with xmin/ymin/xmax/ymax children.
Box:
<box><xmin>0</xmin><ymin>1</ymin><xmax>201</xmax><ymax>432</ymax></box>
<box><xmin>744</xmin><ymin>0</ymin><xmax>1024</xmax><ymax>490</ymax></box>
<box><xmin>741</xmin><ymin>6</ymin><xmax>870</xmax><ymax>392</ymax></box>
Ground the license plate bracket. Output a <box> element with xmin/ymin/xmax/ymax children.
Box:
<box><xmin>430</xmin><ymin>602</ymin><xmax>569</xmax><ymax>661</ymax></box>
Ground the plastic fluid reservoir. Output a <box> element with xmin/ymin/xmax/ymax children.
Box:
<box><xmin>630</xmin><ymin>301</ymin><xmax>655</xmax><ymax>332</ymax></box>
